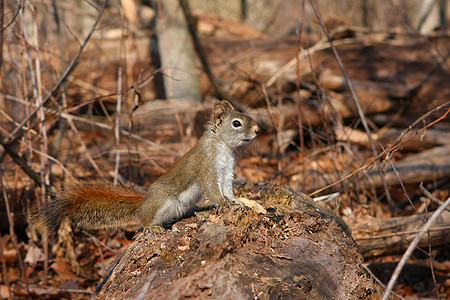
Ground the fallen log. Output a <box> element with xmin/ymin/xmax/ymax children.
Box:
<box><xmin>248</xmin><ymin>88</ymin><xmax>392</xmax><ymax>131</ymax></box>
<box><xmin>335</xmin><ymin>126</ymin><xmax>450</xmax><ymax>151</ymax></box>
<box><xmin>125</xmin><ymin>99</ymin><xmax>204</xmax><ymax>129</ymax></box>
<box><xmin>346</xmin><ymin>210</ymin><xmax>450</xmax><ymax>258</ymax></box>
<box><xmin>289</xmin><ymin>144</ymin><xmax>450</xmax><ymax>194</ymax></box>
<box><xmin>94</xmin><ymin>183</ymin><xmax>374</xmax><ymax>299</ymax></box>
<box><xmin>363</xmin><ymin>145</ymin><xmax>450</xmax><ymax>188</ymax></box>
<box><xmin>122</xmin><ymin>85</ymin><xmax>394</xmax><ymax>137</ymax></box>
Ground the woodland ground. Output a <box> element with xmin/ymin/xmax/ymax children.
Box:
<box><xmin>0</xmin><ymin>0</ymin><xmax>449</xmax><ymax>299</ymax></box>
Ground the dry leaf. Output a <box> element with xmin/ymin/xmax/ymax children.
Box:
<box><xmin>238</xmin><ymin>197</ymin><xmax>267</xmax><ymax>214</ymax></box>
<box><xmin>50</xmin><ymin>258</ymin><xmax>76</xmax><ymax>281</ymax></box>
<box><xmin>24</xmin><ymin>245</ymin><xmax>45</xmax><ymax>266</ymax></box>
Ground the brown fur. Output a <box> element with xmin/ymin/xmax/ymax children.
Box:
<box><xmin>30</xmin><ymin>180</ymin><xmax>144</xmax><ymax>235</ymax></box>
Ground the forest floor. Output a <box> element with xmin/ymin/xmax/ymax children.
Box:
<box><xmin>1</xmin><ymin>2</ymin><xmax>450</xmax><ymax>299</ymax></box>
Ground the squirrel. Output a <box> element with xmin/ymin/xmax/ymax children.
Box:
<box><xmin>30</xmin><ymin>100</ymin><xmax>259</xmax><ymax>235</ymax></box>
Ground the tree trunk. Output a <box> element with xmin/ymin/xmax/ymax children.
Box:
<box><xmin>153</xmin><ymin>0</ymin><xmax>202</xmax><ymax>101</ymax></box>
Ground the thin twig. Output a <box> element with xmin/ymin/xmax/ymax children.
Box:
<box><xmin>0</xmin><ymin>0</ymin><xmax>4</xmax><ymax>75</ymax></box>
<box><xmin>428</xmin><ymin>240</ymin><xmax>439</xmax><ymax>299</ymax></box>
<box><xmin>381</xmin><ymin>196</ymin><xmax>450</xmax><ymax>300</ymax></box>
<box><xmin>29</xmin><ymin>147</ymin><xmax>76</xmax><ymax>182</ymax></box>
<box><xmin>1</xmin><ymin>67</ymin><xmax>157</xmax><ymax>144</ymax></box>
<box><xmin>362</xmin><ymin>265</ymin><xmax>406</xmax><ymax>300</ymax></box>
<box><xmin>260</xmin><ymin>84</ymin><xmax>283</xmax><ymax>174</ymax></box>
<box><xmin>295</xmin><ymin>3</ymin><xmax>306</xmax><ymax>187</ymax></box>
<box><xmin>30</xmin><ymin>10</ymin><xmax>51</xmax><ymax>281</ymax></box>
<box><xmin>0</xmin><ymin>106</ymin><xmax>37</xmax><ymax>135</ymax></box>
<box><xmin>127</xmin><ymin>92</ymin><xmax>140</xmax><ymax>180</ymax></box>
<box><xmin>0</xmin><ymin>174</ymin><xmax>27</xmax><ymax>287</ymax></box>
<box><xmin>316</xmin><ymin>63</ymin><xmax>351</xmax><ymax>208</ymax></box>
<box><xmin>65</xmin><ymin>115</ymin><xmax>104</xmax><ymax>177</ymax></box>
<box><xmin>1</xmin><ymin>0</ymin><xmax>21</xmax><ymax>34</ymax></box>
<box><xmin>114</xmin><ymin>67</ymin><xmax>123</xmax><ymax>184</ymax></box>
<box><xmin>0</xmin><ymin>227</ymin><xmax>12</xmax><ymax>298</ymax></box>
<box><xmin>420</xmin><ymin>182</ymin><xmax>450</xmax><ymax>211</ymax></box>
<box><xmin>165</xmin><ymin>66</ymin><xmax>184</xmax><ymax>138</ymax></box>
<box><xmin>385</xmin><ymin>145</ymin><xmax>419</xmax><ymax>216</ymax></box>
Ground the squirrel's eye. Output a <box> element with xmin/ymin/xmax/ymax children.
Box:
<box><xmin>232</xmin><ymin>119</ymin><xmax>242</xmax><ymax>128</ymax></box>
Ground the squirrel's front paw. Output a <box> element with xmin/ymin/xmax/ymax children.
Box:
<box><xmin>229</xmin><ymin>198</ymin><xmax>245</xmax><ymax>211</ymax></box>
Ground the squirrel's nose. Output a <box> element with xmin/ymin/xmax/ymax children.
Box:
<box><xmin>253</xmin><ymin>125</ymin><xmax>259</xmax><ymax>135</ymax></box>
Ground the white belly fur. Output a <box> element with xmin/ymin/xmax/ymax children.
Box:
<box><xmin>151</xmin><ymin>183</ymin><xmax>202</xmax><ymax>225</ymax></box>
<box><xmin>214</xmin><ymin>144</ymin><xmax>235</xmax><ymax>198</ymax></box>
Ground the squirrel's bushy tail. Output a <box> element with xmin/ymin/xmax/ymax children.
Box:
<box><xmin>29</xmin><ymin>180</ymin><xmax>145</xmax><ymax>236</ymax></box>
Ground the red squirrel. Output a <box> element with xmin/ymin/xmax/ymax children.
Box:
<box><xmin>30</xmin><ymin>100</ymin><xmax>259</xmax><ymax>235</ymax></box>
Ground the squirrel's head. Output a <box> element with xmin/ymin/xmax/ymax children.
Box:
<box><xmin>208</xmin><ymin>100</ymin><xmax>259</xmax><ymax>148</ymax></box>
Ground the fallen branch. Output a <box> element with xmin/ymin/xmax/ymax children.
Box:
<box><xmin>0</xmin><ymin>131</ymin><xmax>43</xmax><ymax>187</ymax></box>
<box><xmin>336</xmin><ymin>126</ymin><xmax>450</xmax><ymax>151</ymax></box>
<box><xmin>363</xmin><ymin>145</ymin><xmax>450</xmax><ymax>188</ymax></box>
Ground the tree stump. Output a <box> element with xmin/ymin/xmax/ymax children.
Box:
<box><xmin>94</xmin><ymin>183</ymin><xmax>374</xmax><ymax>299</ymax></box>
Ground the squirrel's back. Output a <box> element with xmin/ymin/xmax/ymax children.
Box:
<box><xmin>30</xmin><ymin>180</ymin><xmax>144</xmax><ymax>235</ymax></box>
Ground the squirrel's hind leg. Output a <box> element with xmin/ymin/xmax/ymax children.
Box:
<box><xmin>143</xmin><ymin>225</ymin><xmax>165</xmax><ymax>234</ymax></box>
<box><xmin>134</xmin><ymin>225</ymin><xmax>165</xmax><ymax>239</ymax></box>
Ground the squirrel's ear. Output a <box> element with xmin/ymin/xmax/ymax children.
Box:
<box><xmin>220</xmin><ymin>100</ymin><xmax>235</xmax><ymax>112</ymax></box>
<box><xmin>212</xmin><ymin>100</ymin><xmax>234</xmax><ymax>127</ymax></box>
